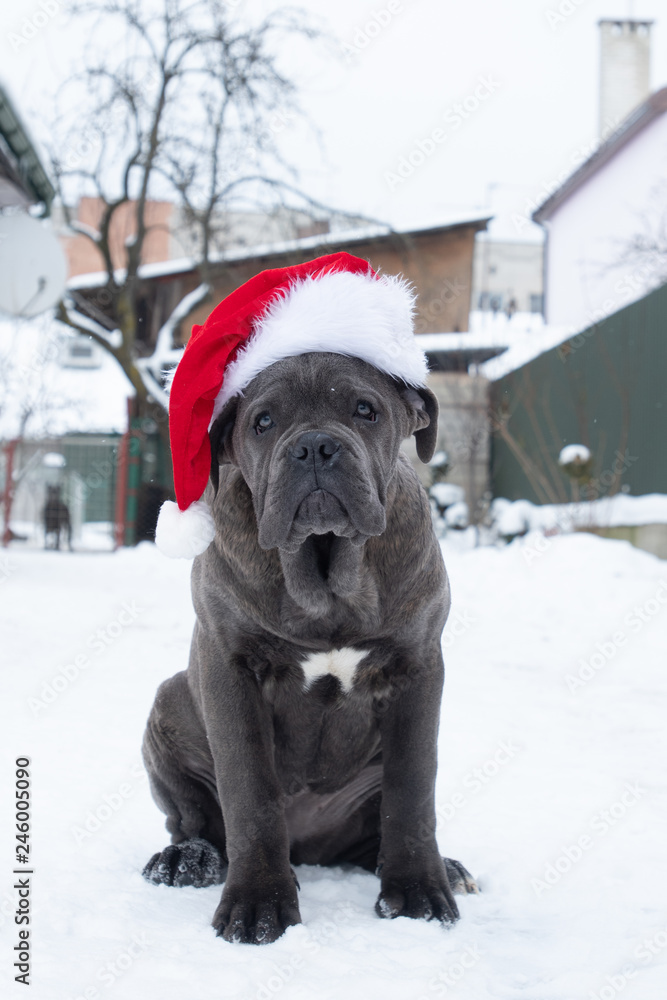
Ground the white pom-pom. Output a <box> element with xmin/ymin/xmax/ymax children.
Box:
<box><xmin>155</xmin><ymin>499</ymin><xmax>216</xmax><ymax>559</ymax></box>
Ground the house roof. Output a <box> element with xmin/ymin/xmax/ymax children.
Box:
<box><xmin>67</xmin><ymin>211</ymin><xmax>492</xmax><ymax>291</ymax></box>
<box><xmin>0</xmin><ymin>83</ymin><xmax>55</xmax><ymax>215</ymax></box>
<box><xmin>532</xmin><ymin>86</ymin><xmax>667</xmax><ymax>223</ymax></box>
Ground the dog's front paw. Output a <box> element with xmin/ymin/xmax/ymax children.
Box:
<box><xmin>142</xmin><ymin>837</ymin><xmax>227</xmax><ymax>888</ymax></box>
<box><xmin>212</xmin><ymin>872</ymin><xmax>301</xmax><ymax>944</ymax></box>
<box><xmin>376</xmin><ymin>857</ymin><xmax>459</xmax><ymax>924</ymax></box>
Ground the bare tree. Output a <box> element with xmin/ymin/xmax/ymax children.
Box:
<box><xmin>48</xmin><ymin>0</ymin><xmax>348</xmax><ymax>453</ymax></box>
<box><xmin>607</xmin><ymin>180</ymin><xmax>667</xmax><ymax>296</ymax></box>
<box><xmin>0</xmin><ymin>321</ymin><xmax>84</xmax><ymax>441</ymax></box>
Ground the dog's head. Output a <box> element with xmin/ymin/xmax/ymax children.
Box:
<box><xmin>209</xmin><ymin>352</ymin><xmax>438</xmax><ymax>554</ymax></box>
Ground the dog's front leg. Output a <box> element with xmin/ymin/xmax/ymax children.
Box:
<box><xmin>376</xmin><ymin>650</ymin><xmax>459</xmax><ymax>924</ymax></box>
<box><xmin>197</xmin><ymin>639</ymin><xmax>300</xmax><ymax>944</ymax></box>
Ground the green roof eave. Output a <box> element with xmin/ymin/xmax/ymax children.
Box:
<box><xmin>0</xmin><ymin>83</ymin><xmax>55</xmax><ymax>215</ymax></box>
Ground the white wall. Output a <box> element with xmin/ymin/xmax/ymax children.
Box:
<box><xmin>543</xmin><ymin>111</ymin><xmax>667</xmax><ymax>330</ymax></box>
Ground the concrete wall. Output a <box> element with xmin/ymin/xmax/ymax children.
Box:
<box><xmin>596</xmin><ymin>523</ymin><xmax>667</xmax><ymax>560</ymax></box>
<box><xmin>403</xmin><ymin>372</ymin><xmax>490</xmax><ymax>520</ymax></box>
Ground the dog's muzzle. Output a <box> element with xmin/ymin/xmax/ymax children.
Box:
<box><xmin>256</xmin><ymin>427</ymin><xmax>386</xmax><ymax>552</ymax></box>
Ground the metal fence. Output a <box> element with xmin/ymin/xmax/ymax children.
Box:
<box><xmin>2</xmin><ymin>434</ymin><xmax>121</xmax><ymax>551</ymax></box>
<box><xmin>1</xmin><ymin>425</ymin><xmax>173</xmax><ymax>551</ymax></box>
<box><xmin>490</xmin><ymin>280</ymin><xmax>667</xmax><ymax>503</ymax></box>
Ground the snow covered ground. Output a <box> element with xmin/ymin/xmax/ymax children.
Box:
<box><xmin>2</xmin><ymin>532</ymin><xmax>666</xmax><ymax>1000</ymax></box>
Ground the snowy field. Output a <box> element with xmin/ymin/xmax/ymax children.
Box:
<box><xmin>2</xmin><ymin>531</ymin><xmax>667</xmax><ymax>1000</ymax></box>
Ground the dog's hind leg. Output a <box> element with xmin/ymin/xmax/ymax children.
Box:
<box><xmin>142</xmin><ymin>671</ymin><xmax>228</xmax><ymax>888</ymax></box>
<box><xmin>285</xmin><ymin>759</ymin><xmax>383</xmax><ymax>871</ymax></box>
<box><xmin>442</xmin><ymin>857</ymin><xmax>480</xmax><ymax>895</ymax></box>
<box><xmin>284</xmin><ymin>762</ymin><xmax>479</xmax><ymax>896</ymax></box>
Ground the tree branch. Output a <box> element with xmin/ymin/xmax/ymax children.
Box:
<box><xmin>133</xmin><ymin>363</ymin><xmax>169</xmax><ymax>410</ymax></box>
<box><xmin>68</xmin><ymin>220</ymin><xmax>103</xmax><ymax>244</ymax></box>
<box><xmin>56</xmin><ymin>297</ymin><xmax>122</xmax><ymax>355</ymax></box>
<box><xmin>151</xmin><ymin>280</ymin><xmax>211</xmax><ymax>362</ymax></box>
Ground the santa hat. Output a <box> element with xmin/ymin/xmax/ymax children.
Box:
<box><xmin>155</xmin><ymin>251</ymin><xmax>429</xmax><ymax>559</ymax></box>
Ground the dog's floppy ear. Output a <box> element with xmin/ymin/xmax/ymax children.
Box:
<box><xmin>401</xmin><ymin>386</ymin><xmax>439</xmax><ymax>463</ymax></box>
<box><xmin>209</xmin><ymin>397</ymin><xmax>239</xmax><ymax>494</ymax></box>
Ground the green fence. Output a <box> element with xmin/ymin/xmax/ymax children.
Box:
<box><xmin>491</xmin><ymin>282</ymin><xmax>667</xmax><ymax>504</ymax></box>
<box><xmin>59</xmin><ymin>436</ymin><xmax>120</xmax><ymax>523</ymax></box>
<box><xmin>6</xmin><ymin>428</ymin><xmax>172</xmax><ymax>549</ymax></box>
<box><xmin>120</xmin><ymin>419</ymin><xmax>172</xmax><ymax>547</ymax></box>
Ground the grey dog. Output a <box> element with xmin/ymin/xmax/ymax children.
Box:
<box><xmin>142</xmin><ymin>351</ymin><xmax>477</xmax><ymax>943</ymax></box>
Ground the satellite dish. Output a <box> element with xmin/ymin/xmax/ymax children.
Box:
<box><xmin>0</xmin><ymin>211</ymin><xmax>67</xmax><ymax>318</ymax></box>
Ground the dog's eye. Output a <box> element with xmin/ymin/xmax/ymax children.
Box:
<box><xmin>255</xmin><ymin>413</ymin><xmax>274</xmax><ymax>434</ymax></box>
<box><xmin>355</xmin><ymin>401</ymin><xmax>377</xmax><ymax>422</ymax></box>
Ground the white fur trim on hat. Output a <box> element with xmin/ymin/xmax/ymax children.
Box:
<box><xmin>210</xmin><ymin>269</ymin><xmax>428</xmax><ymax>424</ymax></box>
<box><xmin>155</xmin><ymin>499</ymin><xmax>216</xmax><ymax>559</ymax></box>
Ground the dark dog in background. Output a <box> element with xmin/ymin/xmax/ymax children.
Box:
<box><xmin>142</xmin><ymin>352</ymin><xmax>478</xmax><ymax>944</ymax></box>
<box><xmin>43</xmin><ymin>485</ymin><xmax>72</xmax><ymax>551</ymax></box>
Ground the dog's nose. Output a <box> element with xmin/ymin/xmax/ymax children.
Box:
<box><xmin>289</xmin><ymin>432</ymin><xmax>341</xmax><ymax>467</ymax></box>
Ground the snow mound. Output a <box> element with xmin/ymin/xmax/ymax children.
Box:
<box><xmin>430</xmin><ymin>482</ymin><xmax>465</xmax><ymax>509</ymax></box>
<box><xmin>559</xmin><ymin>444</ymin><xmax>592</xmax><ymax>466</ymax></box>
<box><xmin>493</xmin><ymin>494</ymin><xmax>667</xmax><ymax>534</ymax></box>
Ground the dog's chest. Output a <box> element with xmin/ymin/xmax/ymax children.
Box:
<box><xmin>252</xmin><ymin>641</ymin><xmax>395</xmax><ymax>791</ymax></box>
<box><xmin>298</xmin><ymin>647</ymin><xmax>368</xmax><ymax>693</ymax></box>
<box><xmin>251</xmin><ymin>638</ymin><xmax>394</xmax><ymax>701</ymax></box>
<box><xmin>270</xmin><ymin>646</ymin><xmax>383</xmax><ymax>792</ymax></box>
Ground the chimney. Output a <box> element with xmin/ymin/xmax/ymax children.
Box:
<box><xmin>599</xmin><ymin>19</ymin><xmax>653</xmax><ymax>137</ymax></box>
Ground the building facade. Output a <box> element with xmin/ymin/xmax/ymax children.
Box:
<box><xmin>534</xmin><ymin>88</ymin><xmax>667</xmax><ymax>331</ymax></box>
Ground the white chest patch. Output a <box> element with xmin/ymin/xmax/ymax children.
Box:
<box><xmin>299</xmin><ymin>647</ymin><xmax>368</xmax><ymax>693</ymax></box>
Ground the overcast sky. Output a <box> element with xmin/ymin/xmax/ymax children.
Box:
<box><xmin>1</xmin><ymin>0</ymin><xmax>665</xmax><ymax>240</ymax></box>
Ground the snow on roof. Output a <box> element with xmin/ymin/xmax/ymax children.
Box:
<box><xmin>421</xmin><ymin>310</ymin><xmax>573</xmax><ymax>381</ymax></box>
<box><xmin>0</xmin><ymin>315</ymin><xmax>132</xmax><ymax>438</ymax></box>
<box><xmin>67</xmin><ymin>210</ymin><xmax>492</xmax><ymax>291</ymax></box>
<box><xmin>477</xmin><ymin>324</ymin><xmax>572</xmax><ymax>380</ymax></box>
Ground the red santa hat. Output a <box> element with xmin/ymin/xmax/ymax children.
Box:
<box><xmin>155</xmin><ymin>251</ymin><xmax>429</xmax><ymax>558</ymax></box>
